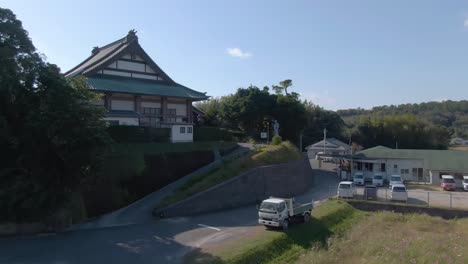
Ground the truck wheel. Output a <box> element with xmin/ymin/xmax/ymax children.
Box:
<box><xmin>282</xmin><ymin>219</ymin><xmax>289</xmax><ymax>230</ymax></box>
<box><xmin>303</xmin><ymin>213</ymin><xmax>311</xmax><ymax>223</ymax></box>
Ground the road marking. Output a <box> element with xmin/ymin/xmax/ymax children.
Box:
<box><xmin>198</xmin><ymin>224</ymin><xmax>221</xmax><ymax>231</ymax></box>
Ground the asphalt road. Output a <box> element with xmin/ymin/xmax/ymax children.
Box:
<box><xmin>0</xmin><ymin>162</ymin><xmax>339</xmax><ymax>264</ymax></box>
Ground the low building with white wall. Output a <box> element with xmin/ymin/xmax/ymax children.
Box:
<box><xmin>343</xmin><ymin>146</ymin><xmax>468</xmax><ymax>186</ymax></box>
<box><xmin>305</xmin><ymin>138</ymin><xmax>351</xmax><ymax>159</ymax></box>
<box><xmin>64</xmin><ymin>30</ymin><xmax>208</xmax><ymax>142</ymax></box>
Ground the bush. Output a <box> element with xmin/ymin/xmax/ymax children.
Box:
<box><xmin>107</xmin><ymin>126</ymin><xmax>170</xmax><ymax>143</ymax></box>
<box><xmin>194</xmin><ymin>127</ymin><xmax>233</xmax><ymax>141</ymax></box>
<box><xmin>272</xmin><ymin>135</ymin><xmax>282</xmax><ymax>145</ymax></box>
<box><xmin>83</xmin><ymin>150</ymin><xmax>215</xmax><ymax>217</ymax></box>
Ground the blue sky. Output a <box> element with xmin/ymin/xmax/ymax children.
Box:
<box><xmin>4</xmin><ymin>0</ymin><xmax>468</xmax><ymax>110</ymax></box>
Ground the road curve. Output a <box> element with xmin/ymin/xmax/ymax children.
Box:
<box><xmin>0</xmin><ymin>162</ymin><xmax>339</xmax><ymax>264</ymax></box>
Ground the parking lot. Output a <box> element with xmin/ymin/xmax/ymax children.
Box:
<box><xmin>332</xmin><ymin>184</ymin><xmax>468</xmax><ymax>210</ymax></box>
<box><xmin>317</xmin><ymin>162</ymin><xmax>468</xmax><ymax>210</ymax></box>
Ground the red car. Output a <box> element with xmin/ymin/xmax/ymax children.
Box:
<box><xmin>441</xmin><ymin>175</ymin><xmax>456</xmax><ymax>191</ymax></box>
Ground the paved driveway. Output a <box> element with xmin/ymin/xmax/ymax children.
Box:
<box><xmin>0</xmin><ymin>161</ymin><xmax>339</xmax><ymax>264</ymax></box>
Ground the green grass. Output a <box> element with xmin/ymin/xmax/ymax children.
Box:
<box><xmin>98</xmin><ymin>141</ymin><xmax>238</xmax><ymax>183</ymax></box>
<box><xmin>297</xmin><ymin>209</ymin><xmax>468</xmax><ymax>264</ymax></box>
<box><xmin>158</xmin><ymin>141</ymin><xmax>303</xmax><ymax>208</ymax></box>
<box><xmin>187</xmin><ymin>199</ymin><xmax>468</xmax><ymax>264</ymax></box>
<box><xmin>184</xmin><ymin>200</ymin><xmax>363</xmax><ymax>264</ymax></box>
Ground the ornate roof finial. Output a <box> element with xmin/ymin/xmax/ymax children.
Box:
<box><xmin>91</xmin><ymin>46</ymin><xmax>100</xmax><ymax>54</ymax></box>
<box><xmin>126</xmin><ymin>29</ymin><xmax>138</xmax><ymax>43</ymax></box>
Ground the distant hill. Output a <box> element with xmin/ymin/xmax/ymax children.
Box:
<box><xmin>337</xmin><ymin>100</ymin><xmax>468</xmax><ymax>138</ymax></box>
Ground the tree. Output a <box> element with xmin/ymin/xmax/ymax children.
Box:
<box><xmin>272</xmin><ymin>79</ymin><xmax>292</xmax><ymax>95</ymax></box>
<box><xmin>0</xmin><ymin>8</ymin><xmax>110</xmax><ymax>222</ymax></box>
<box><xmin>302</xmin><ymin>101</ymin><xmax>345</xmax><ymax>148</ymax></box>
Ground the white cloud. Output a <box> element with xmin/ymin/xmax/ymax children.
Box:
<box><xmin>226</xmin><ymin>48</ymin><xmax>252</xmax><ymax>59</ymax></box>
<box><xmin>464</xmin><ymin>19</ymin><xmax>468</xmax><ymax>27</ymax></box>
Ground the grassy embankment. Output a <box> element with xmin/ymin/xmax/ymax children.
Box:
<box><xmin>99</xmin><ymin>141</ymin><xmax>238</xmax><ymax>182</ymax></box>
<box><xmin>81</xmin><ymin>141</ymin><xmax>238</xmax><ymax>218</ymax></box>
<box><xmin>159</xmin><ymin>141</ymin><xmax>303</xmax><ymax>208</ymax></box>
<box><xmin>186</xmin><ymin>199</ymin><xmax>468</xmax><ymax>264</ymax></box>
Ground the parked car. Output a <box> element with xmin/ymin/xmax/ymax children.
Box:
<box><xmin>390</xmin><ymin>184</ymin><xmax>408</xmax><ymax>202</ymax></box>
<box><xmin>372</xmin><ymin>174</ymin><xmax>384</xmax><ymax>187</ymax></box>
<box><xmin>353</xmin><ymin>172</ymin><xmax>364</xmax><ymax>185</ymax></box>
<box><xmin>389</xmin><ymin>175</ymin><xmax>403</xmax><ymax>189</ymax></box>
<box><xmin>337</xmin><ymin>181</ymin><xmax>356</xmax><ymax>198</ymax></box>
<box><xmin>364</xmin><ymin>185</ymin><xmax>378</xmax><ymax>200</ymax></box>
<box><xmin>441</xmin><ymin>175</ymin><xmax>456</xmax><ymax>191</ymax></box>
<box><xmin>463</xmin><ymin>176</ymin><xmax>468</xmax><ymax>191</ymax></box>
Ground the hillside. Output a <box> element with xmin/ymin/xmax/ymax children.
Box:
<box><xmin>337</xmin><ymin>100</ymin><xmax>468</xmax><ymax>138</ymax></box>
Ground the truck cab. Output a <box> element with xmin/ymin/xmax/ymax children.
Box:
<box><xmin>372</xmin><ymin>174</ymin><xmax>384</xmax><ymax>187</ymax></box>
<box><xmin>258</xmin><ymin>197</ymin><xmax>313</xmax><ymax>230</ymax></box>
<box><xmin>353</xmin><ymin>172</ymin><xmax>364</xmax><ymax>185</ymax></box>
<box><xmin>389</xmin><ymin>175</ymin><xmax>403</xmax><ymax>189</ymax></box>
<box><xmin>463</xmin><ymin>176</ymin><xmax>468</xmax><ymax>191</ymax></box>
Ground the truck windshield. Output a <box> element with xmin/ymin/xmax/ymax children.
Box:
<box><xmin>374</xmin><ymin>175</ymin><xmax>383</xmax><ymax>180</ymax></box>
<box><xmin>355</xmin><ymin>174</ymin><xmax>363</xmax><ymax>179</ymax></box>
<box><xmin>259</xmin><ymin>202</ymin><xmax>277</xmax><ymax>213</ymax></box>
<box><xmin>391</xmin><ymin>176</ymin><xmax>401</xmax><ymax>182</ymax></box>
<box><xmin>443</xmin><ymin>178</ymin><xmax>455</xmax><ymax>183</ymax></box>
<box><xmin>464</xmin><ymin>179</ymin><xmax>468</xmax><ymax>184</ymax></box>
<box><xmin>339</xmin><ymin>184</ymin><xmax>351</xmax><ymax>189</ymax></box>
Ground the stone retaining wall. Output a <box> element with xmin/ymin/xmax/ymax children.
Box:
<box><xmin>155</xmin><ymin>158</ymin><xmax>314</xmax><ymax>217</ymax></box>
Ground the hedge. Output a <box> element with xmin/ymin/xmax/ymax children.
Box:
<box><xmin>194</xmin><ymin>127</ymin><xmax>246</xmax><ymax>142</ymax></box>
<box><xmin>107</xmin><ymin>126</ymin><xmax>170</xmax><ymax>143</ymax></box>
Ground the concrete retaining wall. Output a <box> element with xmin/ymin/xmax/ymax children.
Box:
<box><xmin>156</xmin><ymin>158</ymin><xmax>314</xmax><ymax>217</ymax></box>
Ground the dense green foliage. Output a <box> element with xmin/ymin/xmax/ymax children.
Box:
<box><xmin>0</xmin><ymin>8</ymin><xmax>110</xmax><ymax>221</ymax></box>
<box><xmin>90</xmin><ymin>141</ymin><xmax>238</xmax><ymax>216</ymax></box>
<box><xmin>271</xmin><ymin>135</ymin><xmax>282</xmax><ymax>145</ymax></box>
<box><xmin>194</xmin><ymin>127</ymin><xmax>245</xmax><ymax>141</ymax></box>
<box><xmin>352</xmin><ymin>114</ymin><xmax>450</xmax><ymax>149</ymax></box>
<box><xmin>107</xmin><ymin>126</ymin><xmax>170</xmax><ymax>142</ymax></box>
<box><xmin>196</xmin><ymin>81</ymin><xmax>334</xmax><ymax>148</ymax></box>
<box><xmin>338</xmin><ymin>100</ymin><xmax>468</xmax><ymax>139</ymax></box>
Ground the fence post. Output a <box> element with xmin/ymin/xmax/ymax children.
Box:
<box><xmin>427</xmin><ymin>192</ymin><xmax>430</xmax><ymax>207</ymax></box>
<box><xmin>450</xmin><ymin>193</ymin><xmax>452</xmax><ymax>208</ymax></box>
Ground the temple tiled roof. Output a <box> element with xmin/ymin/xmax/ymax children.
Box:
<box><xmin>87</xmin><ymin>75</ymin><xmax>208</xmax><ymax>100</ymax></box>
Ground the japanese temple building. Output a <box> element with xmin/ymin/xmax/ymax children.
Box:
<box><xmin>65</xmin><ymin>30</ymin><xmax>208</xmax><ymax>142</ymax></box>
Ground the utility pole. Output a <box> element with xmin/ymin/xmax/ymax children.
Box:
<box><xmin>323</xmin><ymin>128</ymin><xmax>327</xmax><ymax>154</ymax></box>
<box><xmin>299</xmin><ymin>133</ymin><xmax>303</xmax><ymax>153</ymax></box>
<box><xmin>267</xmin><ymin>122</ymin><xmax>270</xmax><ymax>145</ymax></box>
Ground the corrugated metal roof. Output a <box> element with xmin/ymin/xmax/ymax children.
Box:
<box><xmin>352</xmin><ymin>146</ymin><xmax>468</xmax><ymax>172</ymax></box>
<box><xmin>87</xmin><ymin>75</ymin><xmax>208</xmax><ymax>100</ymax></box>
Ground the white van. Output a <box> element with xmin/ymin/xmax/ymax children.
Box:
<box><xmin>353</xmin><ymin>172</ymin><xmax>364</xmax><ymax>185</ymax></box>
<box><xmin>390</xmin><ymin>184</ymin><xmax>408</xmax><ymax>202</ymax></box>
<box><xmin>373</xmin><ymin>174</ymin><xmax>384</xmax><ymax>187</ymax></box>
<box><xmin>337</xmin><ymin>181</ymin><xmax>356</xmax><ymax>198</ymax></box>
<box><xmin>463</xmin><ymin>176</ymin><xmax>468</xmax><ymax>191</ymax></box>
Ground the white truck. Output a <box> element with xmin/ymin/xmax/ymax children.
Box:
<box><xmin>258</xmin><ymin>197</ymin><xmax>313</xmax><ymax>230</ymax></box>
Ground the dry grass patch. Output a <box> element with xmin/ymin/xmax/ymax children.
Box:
<box><xmin>297</xmin><ymin>211</ymin><xmax>468</xmax><ymax>264</ymax></box>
